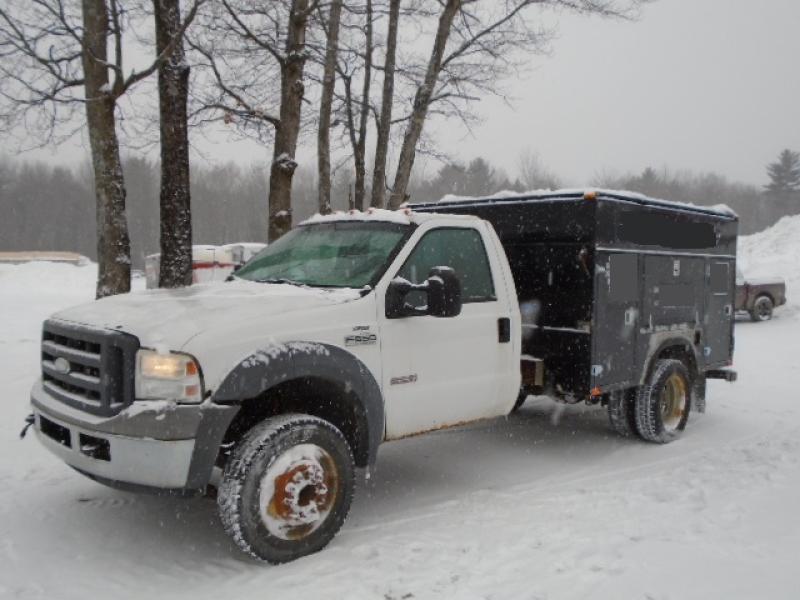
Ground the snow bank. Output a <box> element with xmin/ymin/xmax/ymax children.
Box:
<box><xmin>738</xmin><ymin>214</ymin><xmax>800</xmax><ymax>316</ymax></box>
<box><xmin>0</xmin><ymin>260</ymin><xmax>97</xmax><ymax>296</ymax></box>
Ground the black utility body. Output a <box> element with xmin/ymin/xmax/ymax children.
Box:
<box><xmin>413</xmin><ymin>190</ymin><xmax>738</xmax><ymax>402</ymax></box>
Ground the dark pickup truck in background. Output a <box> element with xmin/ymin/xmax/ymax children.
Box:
<box><xmin>736</xmin><ymin>267</ymin><xmax>786</xmax><ymax>321</ymax></box>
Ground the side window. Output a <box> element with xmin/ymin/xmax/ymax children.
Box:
<box><xmin>397</xmin><ymin>228</ymin><xmax>496</xmax><ymax>307</ymax></box>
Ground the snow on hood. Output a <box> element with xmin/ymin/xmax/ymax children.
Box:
<box><xmin>51</xmin><ymin>279</ymin><xmax>361</xmax><ymax>350</ymax></box>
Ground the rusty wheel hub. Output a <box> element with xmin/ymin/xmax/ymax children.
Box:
<box><xmin>660</xmin><ymin>373</ymin><xmax>687</xmax><ymax>433</ymax></box>
<box><xmin>259</xmin><ymin>444</ymin><xmax>339</xmax><ymax>541</ymax></box>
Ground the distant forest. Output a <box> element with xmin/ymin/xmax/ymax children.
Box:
<box><xmin>1</xmin><ymin>154</ymin><xmax>798</xmax><ymax>269</ymax></box>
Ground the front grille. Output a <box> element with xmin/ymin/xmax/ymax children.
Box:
<box><xmin>41</xmin><ymin>320</ymin><xmax>139</xmax><ymax>417</ymax></box>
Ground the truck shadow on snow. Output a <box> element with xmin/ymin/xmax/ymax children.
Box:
<box><xmin>58</xmin><ymin>397</ymin><xmax>630</xmax><ymax>565</ymax></box>
<box><xmin>350</xmin><ymin>398</ymin><xmax>626</xmax><ymax>523</ymax></box>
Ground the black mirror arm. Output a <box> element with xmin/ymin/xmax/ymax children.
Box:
<box><xmin>387</xmin><ymin>277</ymin><xmax>431</xmax><ymax>318</ymax></box>
<box><xmin>400</xmin><ymin>302</ymin><xmax>428</xmax><ymax>317</ymax></box>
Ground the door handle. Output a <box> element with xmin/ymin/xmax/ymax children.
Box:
<box><xmin>498</xmin><ymin>318</ymin><xmax>511</xmax><ymax>343</ymax></box>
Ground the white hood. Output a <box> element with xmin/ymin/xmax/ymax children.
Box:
<box><xmin>52</xmin><ymin>280</ymin><xmax>362</xmax><ymax>350</ymax></box>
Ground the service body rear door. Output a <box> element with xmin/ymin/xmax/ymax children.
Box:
<box><xmin>593</xmin><ymin>251</ymin><xmax>639</xmax><ymax>389</ymax></box>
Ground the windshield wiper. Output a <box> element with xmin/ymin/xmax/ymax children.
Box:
<box><xmin>254</xmin><ymin>277</ymin><xmax>308</xmax><ymax>287</ymax></box>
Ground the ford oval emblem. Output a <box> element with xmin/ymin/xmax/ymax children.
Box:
<box><xmin>53</xmin><ymin>357</ymin><xmax>71</xmax><ymax>375</ymax></box>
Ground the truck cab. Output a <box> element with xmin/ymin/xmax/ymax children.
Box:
<box><xmin>30</xmin><ymin>209</ymin><xmax>520</xmax><ymax>563</ymax></box>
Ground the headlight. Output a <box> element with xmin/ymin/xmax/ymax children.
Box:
<box><xmin>135</xmin><ymin>349</ymin><xmax>203</xmax><ymax>404</ymax></box>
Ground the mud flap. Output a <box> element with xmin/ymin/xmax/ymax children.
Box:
<box><xmin>693</xmin><ymin>376</ymin><xmax>707</xmax><ymax>414</ymax></box>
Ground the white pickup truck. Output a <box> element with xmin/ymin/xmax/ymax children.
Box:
<box><xmin>28</xmin><ymin>191</ymin><xmax>738</xmax><ymax>563</ymax></box>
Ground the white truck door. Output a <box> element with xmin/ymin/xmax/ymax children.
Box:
<box><xmin>378</xmin><ymin>223</ymin><xmax>513</xmax><ymax>439</ymax></box>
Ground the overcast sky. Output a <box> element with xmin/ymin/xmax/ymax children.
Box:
<box><xmin>425</xmin><ymin>0</ymin><xmax>800</xmax><ymax>187</ymax></box>
<box><xmin>24</xmin><ymin>0</ymin><xmax>800</xmax><ymax>188</ymax></box>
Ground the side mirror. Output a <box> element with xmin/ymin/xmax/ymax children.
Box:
<box><xmin>385</xmin><ymin>266</ymin><xmax>462</xmax><ymax>319</ymax></box>
<box><xmin>426</xmin><ymin>266</ymin><xmax>462</xmax><ymax>318</ymax></box>
<box><xmin>385</xmin><ymin>277</ymin><xmax>413</xmax><ymax>319</ymax></box>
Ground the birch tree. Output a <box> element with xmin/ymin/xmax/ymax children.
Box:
<box><xmin>369</xmin><ymin>0</ymin><xmax>401</xmax><ymax>208</ymax></box>
<box><xmin>336</xmin><ymin>0</ymin><xmax>373</xmax><ymax>210</ymax></box>
<box><xmin>387</xmin><ymin>0</ymin><xmax>460</xmax><ymax>208</ymax></box>
<box><xmin>388</xmin><ymin>0</ymin><xmax>645</xmax><ymax>208</ymax></box>
<box><xmin>190</xmin><ymin>0</ymin><xmax>318</xmax><ymax>241</ymax></box>
<box><xmin>317</xmin><ymin>0</ymin><xmax>344</xmax><ymax>214</ymax></box>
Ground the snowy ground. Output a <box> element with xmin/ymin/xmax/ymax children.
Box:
<box><xmin>2</xmin><ymin>219</ymin><xmax>800</xmax><ymax>600</ymax></box>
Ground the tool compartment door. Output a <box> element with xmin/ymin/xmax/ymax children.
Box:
<box><xmin>704</xmin><ymin>259</ymin><xmax>735</xmax><ymax>366</ymax></box>
<box><xmin>643</xmin><ymin>255</ymin><xmax>705</xmax><ymax>332</ymax></box>
<box><xmin>593</xmin><ymin>252</ymin><xmax>639</xmax><ymax>388</ymax></box>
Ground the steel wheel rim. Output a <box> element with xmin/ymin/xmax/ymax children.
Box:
<box><xmin>757</xmin><ymin>299</ymin><xmax>771</xmax><ymax>319</ymax></box>
<box><xmin>258</xmin><ymin>443</ymin><xmax>340</xmax><ymax>541</ymax></box>
<box><xmin>660</xmin><ymin>373</ymin><xmax>687</xmax><ymax>432</ymax></box>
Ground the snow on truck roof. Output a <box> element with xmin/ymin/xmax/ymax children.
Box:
<box><xmin>425</xmin><ymin>188</ymin><xmax>738</xmax><ymax>219</ymax></box>
<box><xmin>301</xmin><ymin>190</ymin><xmax>737</xmax><ymax>226</ymax></box>
<box><xmin>300</xmin><ymin>207</ymin><xmax>479</xmax><ymax>226</ymax></box>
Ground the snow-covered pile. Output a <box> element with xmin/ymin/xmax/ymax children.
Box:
<box><xmin>738</xmin><ymin>214</ymin><xmax>800</xmax><ymax>316</ymax></box>
<box><xmin>0</xmin><ymin>261</ymin><xmax>97</xmax><ymax>341</ymax></box>
<box><xmin>0</xmin><ymin>260</ymin><xmax>97</xmax><ymax>296</ymax></box>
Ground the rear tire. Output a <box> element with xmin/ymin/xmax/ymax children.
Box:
<box><xmin>607</xmin><ymin>388</ymin><xmax>638</xmax><ymax>438</ymax></box>
<box><xmin>218</xmin><ymin>414</ymin><xmax>355</xmax><ymax>563</ymax></box>
<box><xmin>635</xmin><ymin>359</ymin><xmax>691</xmax><ymax>444</ymax></box>
<box><xmin>750</xmin><ymin>295</ymin><xmax>774</xmax><ymax>321</ymax></box>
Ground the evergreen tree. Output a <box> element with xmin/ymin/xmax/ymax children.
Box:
<box><xmin>765</xmin><ymin>149</ymin><xmax>800</xmax><ymax>193</ymax></box>
<box><xmin>464</xmin><ymin>158</ymin><xmax>497</xmax><ymax>197</ymax></box>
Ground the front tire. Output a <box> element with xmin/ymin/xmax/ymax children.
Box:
<box><xmin>635</xmin><ymin>359</ymin><xmax>691</xmax><ymax>443</ymax></box>
<box><xmin>218</xmin><ymin>414</ymin><xmax>355</xmax><ymax>563</ymax></box>
<box><xmin>750</xmin><ymin>295</ymin><xmax>774</xmax><ymax>321</ymax></box>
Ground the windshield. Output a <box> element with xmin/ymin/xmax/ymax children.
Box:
<box><xmin>235</xmin><ymin>221</ymin><xmax>411</xmax><ymax>288</ymax></box>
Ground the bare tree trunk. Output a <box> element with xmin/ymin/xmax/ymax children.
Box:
<box><xmin>268</xmin><ymin>0</ymin><xmax>310</xmax><ymax>241</ymax></box>
<box><xmin>369</xmin><ymin>0</ymin><xmax>400</xmax><ymax>209</ymax></box>
<box><xmin>154</xmin><ymin>0</ymin><xmax>192</xmax><ymax>288</ymax></box>
<box><xmin>317</xmin><ymin>0</ymin><xmax>343</xmax><ymax>215</ymax></box>
<box><xmin>389</xmin><ymin>0</ymin><xmax>460</xmax><ymax>208</ymax></box>
<box><xmin>81</xmin><ymin>0</ymin><xmax>131</xmax><ymax>298</ymax></box>
<box><xmin>354</xmin><ymin>0</ymin><xmax>373</xmax><ymax>210</ymax></box>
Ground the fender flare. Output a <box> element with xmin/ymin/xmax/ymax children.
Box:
<box><xmin>211</xmin><ymin>342</ymin><xmax>384</xmax><ymax>469</ymax></box>
<box><xmin>641</xmin><ymin>334</ymin><xmax>702</xmax><ymax>384</ymax></box>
